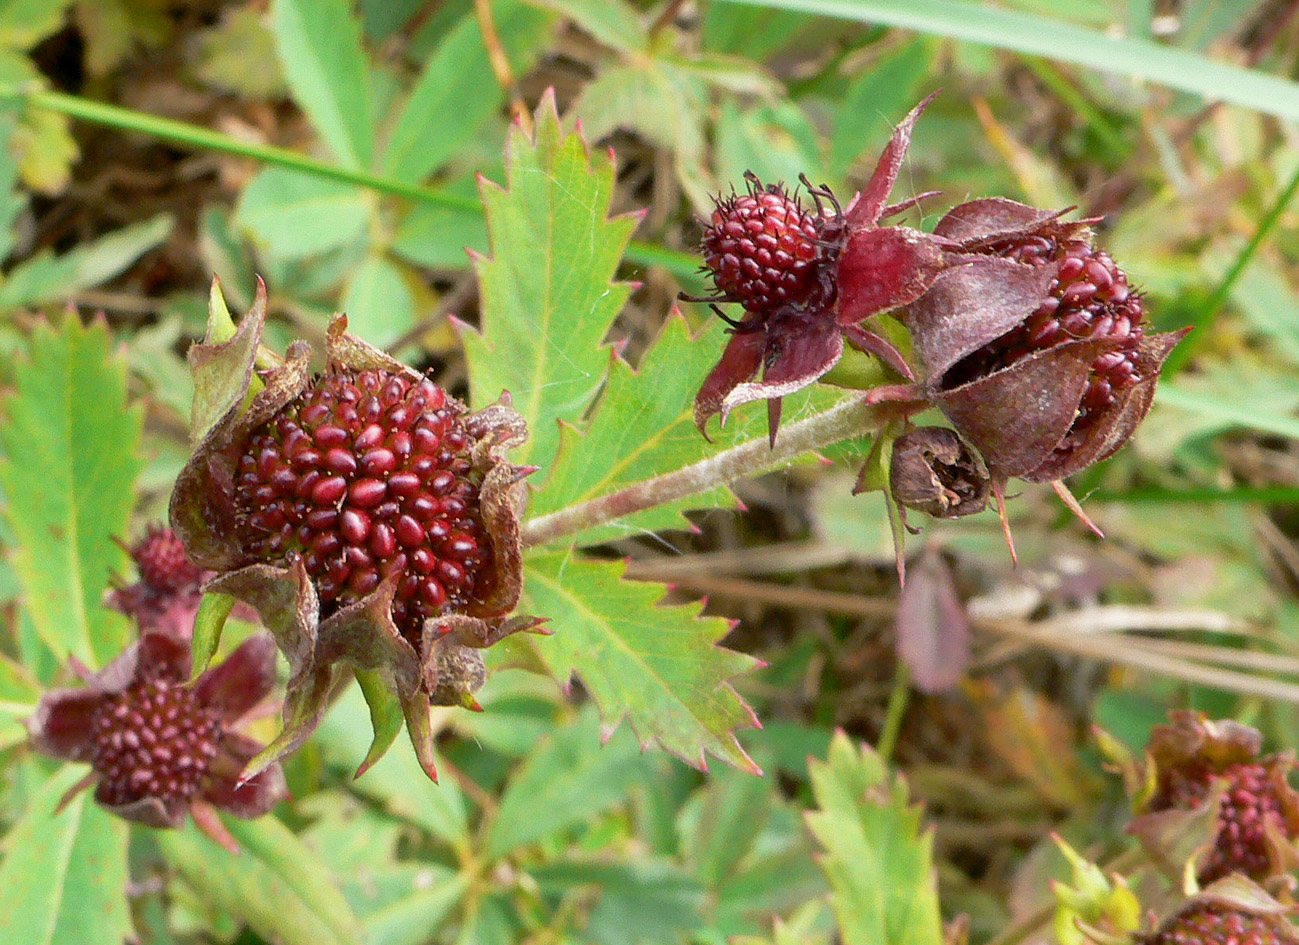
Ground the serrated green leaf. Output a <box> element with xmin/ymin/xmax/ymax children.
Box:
<box><xmin>524</xmin><ymin>550</ymin><xmax>761</xmax><ymax>773</ymax></box>
<box><xmin>0</xmin><ymin>765</ymin><xmax>132</xmax><ymax>945</ymax></box>
<box><xmin>522</xmin><ymin>0</ymin><xmax>646</xmax><ymax>52</ymax></box>
<box><xmin>269</xmin><ymin>0</ymin><xmax>373</xmax><ymax>170</ymax></box>
<box><xmin>381</xmin><ymin>0</ymin><xmax>553</xmax><ymax>184</ymax></box>
<box><xmin>390</xmin><ymin>195</ymin><xmax>488</xmax><ymax>270</ymax></box>
<box><xmin>0</xmin><ymin>315</ymin><xmax>142</xmax><ymax>666</ymax></box>
<box><xmin>158</xmin><ymin>814</ymin><xmax>366</xmax><ymax>945</ymax></box>
<box><xmin>234</xmin><ymin>167</ymin><xmax>370</xmax><ymax>261</ymax></box>
<box><xmin>805</xmin><ymin>732</ymin><xmax>944</xmax><ymax>945</ymax></box>
<box><xmin>340</xmin><ymin>254</ymin><xmax>415</xmax><ymax>349</ymax></box>
<box><xmin>487</xmin><ymin>706</ymin><xmax>648</xmax><ymax>858</ymax></box>
<box><xmin>0</xmin><ymin>213</ymin><xmax>174</xmax><ymax>310</ymax></box>
<box><xmin>461</xmin><ymin>95</ymin><xmax>636</xmax><ymax>469</ymax></box>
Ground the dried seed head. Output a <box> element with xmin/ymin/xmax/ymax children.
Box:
<box><xmin>889</xmin><ymin>427</ymin><xmax>990</xmax><ymax>520</ymax></box>
<box><xmin>943</xmin><ymin>233</ymin><xmax>1146</xmax><ymax>461</ymax></box>
<box><xmin>233</xmin><ymin>367</ymin><xmax>490</xmax><ymax>650</ymax></box>
<box><xmin>701</xmin><ymin>177</ymin><xmax>828</xmax><ymax>314</ymax></box>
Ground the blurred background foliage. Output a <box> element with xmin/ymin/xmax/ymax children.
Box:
<box><xmin>1</xmin><ymin>0</ymin><xmax>1299</xmax><ymax>943</ymax></box>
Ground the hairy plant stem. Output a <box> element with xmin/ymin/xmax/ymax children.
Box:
<box><xmin>520</xmin><ymin>396</ymin><xmax>909</xmax><ymax>548</ymax></box>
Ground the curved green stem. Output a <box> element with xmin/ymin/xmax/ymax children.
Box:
<box><xmin>0</xmin><ymin>85</ymin><xmax>699</xmax><ymax>281</ymax></box>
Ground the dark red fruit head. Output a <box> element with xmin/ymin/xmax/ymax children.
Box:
<box><xmin>1159</xmin><ymin>760</ymin><xmax>1284</xmax><ymax>882</ymax></box>
<box><xmin>699</xmin><ymin>174</ymin><xmax>836</xmax><ymax>316</ymax></box>
<box><xmin>131</xmin><ymin>525</ymin><xmax>204</xmax><ymax>595</ymax></box>
<box><xmin>233</xmin><ymin>367</ymin><xmax>490</xmax><ymax>650</ymax></box>
<box><xmin>944</xmin><ymin>231</ymin><xmax>1146</xmax><ymax>460</ymax></box>
<box><xmin>1143</xmin><ymin>902</ymin><xmax>1298</xmax><ymax>945</ymax></box>
<box><xmin>90</xmin><ymin>660</ymin><xmax>220</xmax><ymax>809</ymax></box>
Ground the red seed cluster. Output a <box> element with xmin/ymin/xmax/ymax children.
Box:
<box><xmin>131</xmin><ymin>525</ymin><xmax>203</xmax><ymax>596</ymax></box>
<box><xmin>949</xmin><ymin>235</ymin><xmax>1146</xmax><ymax>451</ymax></box>
<box><xmin>1144</xmin><ymin>904</ymin><xmax>1293</xmax><ymax>945</ymax></box>
<box><xmin>233</xmin><ymin>368</ymin><xmax>489</xmax><ymax>646</ymax></box>
<box><xmin>702</xmin><ymin>182</ymin><xmax>824</xmax><ymax>314</ymax></box>
<box><xmin>90</xmin><ymin>669</ymin><xmax>220</xmax><ymax>808</ymax></box>
<box><xmin>1162</xmin><ymin>761</ymin><xmax>1285</xmax><ymax>882</ymax></box>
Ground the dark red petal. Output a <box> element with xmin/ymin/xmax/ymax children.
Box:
<box><xmin>932</xmin><ymin>338</ymin><xmax>1114</xmax><ymax>477</ymax></box>
<box><xmin>193</xmin><ymin>634</ymin><xmax>278</xmax><ymax>723</ymax></box>
<box><xmin>904</xmin><ymin>256</ymin><xmax>1060</xmax><ymax>383</ymax></box>
<box><xmin>846</xmin><ymin>91</ymin><xmax>938</xmax><ymax>228</ymax></box>
<box><xmin>933</xmin><ymin>197</ymin><xmax>1069</xmax><ymax>245</ymax></box>
<box><xmin>718</xmin><ymin>317</ymin><xmax>844</xmax><ymax>424</ymax></box>
<box><xmin>694</xmin><ymin>328</ymin><xmax>767</xmax><ymax>435</ymax></box>
<box><xmin>1020</xmin><ymin>328</ymin><xmax>1189</xmax><ymax>482</ymax></box>
<box><xmin>134</xmin><ymin>632</ymin><xmax>191</xmax><ymax>682</ymax></box>
<box><xmin>203</xmin><ymin>732</ymin><xmax>288</xmax><ymax>818</ymax></box>
<box><xmin>94</xmin><ymin>789</ymin><xmax>189</xmax><ymax>828</ymax></box>
<box><xmin>835</xmin><ymin>226</ymin><xmax>949</xmax><ymax>326</ymax></box>
<box><xmin>28</xmin><ymin>689</ymin><xmax>104</xmax><ymax>761</ymax></box>
<box><xmin>895</xmin><ymin>545</ymin><xmax>970</xmax><ymax>694</ymax></box>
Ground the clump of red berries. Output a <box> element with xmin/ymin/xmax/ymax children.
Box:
<box><xmin>28</xmin><ymin>632</ymin><xmax>285</xmax><ymax>829</ymax></box>
<box><xmin>170</xmin><ymin>295</ymin><xmax>533</xmax><ymax>781</ymax></box>
<box><xmin>1160</xmin><ymin>760</ymin><xmax>1283</xmax><ymax>882</ymax></box>
<box><xmin>944</xmin><ymin>232</ymin><xmax>1146</xmax><ymax>456</ymax></box>
<box><xmin>90</xmin><ymin>663</ymin><xmax>221</xmax><ymax>809</ymax></box>
<box><xmin>131</xmin><ymin>525</ymin><xmax>204</xmax><ymax>595</ymax></box>
<box><xmin>110</xmin><ymin>525</ymin><xmax>208</xmax><ymax>637</ymax></box>
<box><xmin>1142</xmin><ymin>901</ymin><xmax>1299</xmax><ymax>945</ymax></box>
<box><xmin>698</xmin><ymin>173</ymin><xmax>832</xmax><ymax>316</ymax></box>
<box><xmin>233</xmin><ymin>367</ymin><xmax>489</xmax><ymax>649</ymax></box>
<box><xmin>1125</xmin><ymin>711</ymin><xmax>1299</xmax><ymax>885</ymax></box>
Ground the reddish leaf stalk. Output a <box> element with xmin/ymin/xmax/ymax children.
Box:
<box><xmin>521</xmin><ymin>396</ymin><xmax>913</xmax><ymax>547</ymax></box>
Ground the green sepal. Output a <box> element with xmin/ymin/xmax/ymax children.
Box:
<box><xmin>191</xmin><ymin>592</ymin><xmax>237</xmax><ymax>680</ymax></box>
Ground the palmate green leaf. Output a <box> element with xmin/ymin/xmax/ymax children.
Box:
<box><xmin>158</xmin><ymin>814</ymin><xmax>366</xmax><ymax>945</ymax></box>
<box><xmin>524</xmin><ymin>550</ymin><xmax>761</xmax><ymax>773</ymax></box>
<box><xmin>806</xmin><ymin>733</ymin><xmax>944</xmax><ymax>945</ymax></box>
<box><xmin>381</xmin><ymin>0</ymin><xmax>554</xmax><ymax>185</ymax></box>
<box><xmin>234</xmin><ymin>168</ymin><xmax>370</xmax><ymax>262</ymax></box>
<box><xmin>522</xmin><ymin>0</ymin><xmax>647</xmax><ymax>53</ymax></box>
<box><xmin>0</xmin><ymin>764</ymin><xmax>132</xmax><ymax>945</ymax></box>
<box><xmin>487</xmin><ymin>705</ymin><xmax>649</xmax><ymax>859</ymax></box>
<box><xmin>269</xmin><ymin>0</ymin><xmax>373</xmax><ymax>170</ymax></box>
<box><xmin>0</xmin><ymin>315</ymin><xmax>142</xmax><ymax>666</ymax></box>
<box><xmin>341</xmin><ymin>254</ymin><xmax>415</xmax><ymax>350</ymax></box>
<box><xmin>460</xmin><ymin>93</ymin><xmax>637</xmax><ymax>469</ymax></box>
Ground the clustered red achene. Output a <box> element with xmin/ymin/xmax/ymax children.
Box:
<box><xmin>233</xmin><ymin>366</ymin><xmax>494</xmax><ymax>653</ymax></box>
<box><xmin>1128</xmin><ymin>711</ymin><xmax>1299</xmax><ymax>885</ymax></box>
<box><xmin>1137</xmin><ymin>878</ymin><xmax>1299</xmax><ymax>945</ymax></box>
<box><xmin>168</xmin><ymin>289</ymin><xmax>537</xmax><ymax>781</ymax></box>
<box><xmin>682</xmin><ymin>93</ymin><xmax>1188</xmax><ymax>562</ymax></box>
<box><xmin>109</xmin><ymin>525</ymin><xmax>208</xmax><ymax>638</ymax></box>
<box><xmin>28</xmin><ymin>632</ymin><xmax>285</xmax><ymax>839</ymax></box>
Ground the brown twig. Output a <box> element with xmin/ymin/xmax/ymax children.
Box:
<box><xmin>474</xmin><ymin>0</ymin><xmax>532</xmax><ymax>136</ymax></box>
